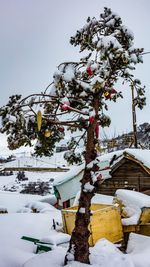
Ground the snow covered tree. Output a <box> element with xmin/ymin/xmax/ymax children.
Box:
<box><xmin>0</xmin><ymin>7</ymin><xmax>146</xmax><ymax>265</ymax></box>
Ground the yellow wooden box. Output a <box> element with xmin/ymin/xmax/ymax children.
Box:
<box><xmin>123</xmin><ymin>207</ymin><xmax>150</xmax><ymax>237</ymax></box>
<box><xmin>61</xmin><ymin>204</ymin><xmax>123</xmax><ymax>246</ymax></box>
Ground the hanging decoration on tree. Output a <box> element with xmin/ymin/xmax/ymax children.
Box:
<box><xmin>95</xmin><ymin>143</ymin><xmax>101</xmax><ymax>153</ymax></box>
<box><xmin>86</xmin><ymin>66</ymin><xmax>93</xmax><ymax>76</ymax></box>
<box><xmin>58</xmin><ymin>126</ymin><xmax>65</xmax><ymax>133</ymax></box>
<box><xmin>104</xmin><ymin>89</ymin><xmax>117</xmax><ymax>100</ymax></box>
<box><xmin>60</xmin><ymin>97</ymin><xmax>70</xmax><ymax>111</ymax></box>
<box><xmin>95</xmin><ymin>123</ymin><xmax>100</xmax><ymax>139</ymax></box>
<box><xmin>37</xmin><ymin>110</ymin><xmax>42</xmax><ymax>131</ymax></box>
<box><xmin>44</xmin><ymin>129</ymin><xmax>52</xmax><ymax>138</ymax></box>
<box><xmin>89</xmin><ymin>110</ymin><xmax>96</xmax><ymax>124</ymax></box>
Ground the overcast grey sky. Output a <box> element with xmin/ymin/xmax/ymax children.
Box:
<box><xmin>0</xmin><ymin>0</ymin><xmax>150</xmax><ymax>142</ymax></box>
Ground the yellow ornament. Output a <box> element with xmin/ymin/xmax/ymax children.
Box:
<box><xmin>44</xmin><ymin>129</ymin><xmax>52</xmax><ymax>138</ymax></box>
<box><xmin>104</xmin><ymin>91</ymin><xmax>109</xmax><ymax>97</ymax></box>
<box><xmin>95</xmin><ymin>143</ymin><xmax>101</xmax><ymax>153</ymax></box>
<box><xmin>37</xmin><ymin>110</ymin><xmax>42</xmax><ymax>131</ymax></box>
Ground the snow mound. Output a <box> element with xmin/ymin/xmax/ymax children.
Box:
<box><xmin>116</xmin><ymin>189</ymin><xmax>150</xmax><ymax>208</ymax></box>
<box><xmin>40</xmin><ymin>230</ymin><xmax>71</xmax><ymax>245</ymax></box>
<box><xmin>116</xmin><ymin>189</ymin><xmax>150</xmax><ymax>225</ymax></box>
<box><xmin>127</xmin><ymin>233</ymin><xmax>150</xmax><ymax>267</ymax></box>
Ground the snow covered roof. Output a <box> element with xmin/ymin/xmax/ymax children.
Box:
<box><xmin>110</xmin><ymin>149</ymin><xmax>150</xmax><ymax>174</ymax></box>
<box><xmin>53</xmin><ymin>164</ymin><xmax>84</xmax><ymax>186</ymax></box>
<box><xmin>54</xmin><ymin>148</ymin><xmax>150</xmax><ymax>187</ymax></box>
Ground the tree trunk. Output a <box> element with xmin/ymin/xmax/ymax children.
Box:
<box><xmin>64</xmin><ymin>94</ymin><xmax>99</xmax><ymax>265</ymax></box>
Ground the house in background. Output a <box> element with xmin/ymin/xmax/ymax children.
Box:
<box><xmin>98</xmin><ymin>149</ymin><xmax>150</xmax><ymax>196</ymax></box>
<box><xmin>54</xmin><ymin>149</ymin><xmax>150</xmax><ymax>208</ymax></box>
<box><xmin>54</xmin><ymin>160</ymin><xmax>111</xmax><ymax>208</ymax></box>
<box><xmin>54</xmin><ymin>165</ymin><xmax>84</xmax><ymax>208</ymax></box>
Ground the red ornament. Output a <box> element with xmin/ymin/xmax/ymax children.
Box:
<box><xmin>58</xmin><ymin>126</ymin><xmax>65</xmax><ymax>133</ymax></box>
<box><xmin>61</xmin><ymin>104</ymin><xmax>70</xmax><ymax>111</ymax></box>
<box><xmin>95</xmin><ymin>123</ymin><xmax>99</xmax><ymax>139</ymax></box>
<box><xmin>89</xmin><ymin>116</ymin><xmax>95</xmax><ymax>124</ymax></box>
<box><xmin>86</xmin><ymin>67</ymin><xmax>93</xmax><ymax>76</ymax></box>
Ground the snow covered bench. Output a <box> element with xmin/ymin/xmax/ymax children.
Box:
<box><xmin>21</xmin><ymin>230</ymin><xmax>70</xmax><ymax>254</ymax></box>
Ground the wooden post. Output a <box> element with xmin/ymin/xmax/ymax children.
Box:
<box><xmin>131</xmin><ymin>84</ymin><xmax>138</xmax><ymax>148</ymax></box>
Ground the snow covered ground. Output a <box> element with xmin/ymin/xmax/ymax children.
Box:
<box><xmin>0</xmin><ymin>191</ymin><xmax>57</xmax><ymax>212</ymax></box>
<box><xmin>3</xmin><ymin>152</ymin><xmax>68</xmax><ymax>169</ymax></box>
<box><xmin>0</xmin><ymin>211</ymin><xmax>149</xmax><ymax>267</ymax></box>
<box><xmin>0</xmin><ymin>190</ymin><xmax>150</xmax><ymax>266</ymax></box>
<box><xmin>0</xmin><ymin>153</ymin><xmax>150</xmax><ymax>266</ymax></box>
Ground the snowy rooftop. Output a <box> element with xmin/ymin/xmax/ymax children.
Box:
<box><xmin>53</xmin><ymin>164</ymin><xmax>84</xmax><ymax>186</ymax></box>
<box><xmin>54</xmin><ymin>148</ymin><xmax>150</xmax><ymax>186</ymax></box>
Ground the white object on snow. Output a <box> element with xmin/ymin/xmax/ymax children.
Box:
<box><xmin>40</xmin><ymin>231</ymin><xmax>71</xmax><ymax>246</ymax></box>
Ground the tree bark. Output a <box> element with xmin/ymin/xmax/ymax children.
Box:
<box><xmin>64</xmin><ymin>94</ymin><xmax>99</xmax><ymax>265</ymax></box>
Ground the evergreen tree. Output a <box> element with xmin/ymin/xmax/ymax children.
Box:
<box><xmin>0</xmin><ymin>7</ymin><xmax>146</xmax><ymax>264</ymax></box>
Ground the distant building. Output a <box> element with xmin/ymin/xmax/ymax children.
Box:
<box><xmin>54</xmin><ymin>149</ymin><xmax>150</xmax><ymax>208</ymax></box>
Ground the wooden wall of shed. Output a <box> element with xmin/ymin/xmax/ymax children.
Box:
<box><xmin>97</xmin><ymin>158</ymin><xmax>150</xmax><ymax>196</ymax></box>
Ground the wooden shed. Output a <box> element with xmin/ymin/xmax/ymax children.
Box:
<box><xmin>98</xmin><ymin>150</ymin><xmax>150</xmax><ymax>196</ymax></box>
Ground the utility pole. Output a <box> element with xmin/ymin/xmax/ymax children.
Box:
<box><xmin>131</xmin><ymin>84</ymin><xmax>138</xmax><ymax>148</ymax></box>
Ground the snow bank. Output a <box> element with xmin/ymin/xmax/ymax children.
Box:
<box><xmin>0</xmin><ymin>212</ymin><xmax>62</xmax><ymax>267</ymax></box>
<box><xmin>116</xmin><ymin>189</ymin><xmax>150</xmax><ymax>225</ymax></box>
<box><xmin>40</xmin><ymin>230</ymin><xmax>70</xmax><ymax>245</ymax></box>
<box><xmin>25</xmin><ymin>201</ymin><xmax>56</xmax><ymax>213</ymax></box>
<box><xmin>23</xmin><ymin>239</ymin><xmax>134</xmax><ymax>267</ymax></box>
<box><xmin>90</xmin><ymin>239</ymin><xmax>134</xmax><ymax>267</ymax></box>
<box><xmin>116</xmin><ymin>189</ymin><xmax>150</xmax><ymax>208</ymax></box>
<box><xmin>127</xmin><ymin>233</ymin><xmax>150</xmax><ymax>267</ymax></box>
<box><xmin>0</xmin><ymin>191</ymin><xmax>56</xmax><ymax>213</ymax></box>
<box><xmin>121</xmin><ymin>206</ymin><xmax>141</xmax><ymax>226</ymax></box>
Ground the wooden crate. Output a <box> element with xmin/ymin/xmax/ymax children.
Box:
<box><xmin>62</xmin><ymin>204</ymin><xmax>123</xmax><ymax>246</ymax></box>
